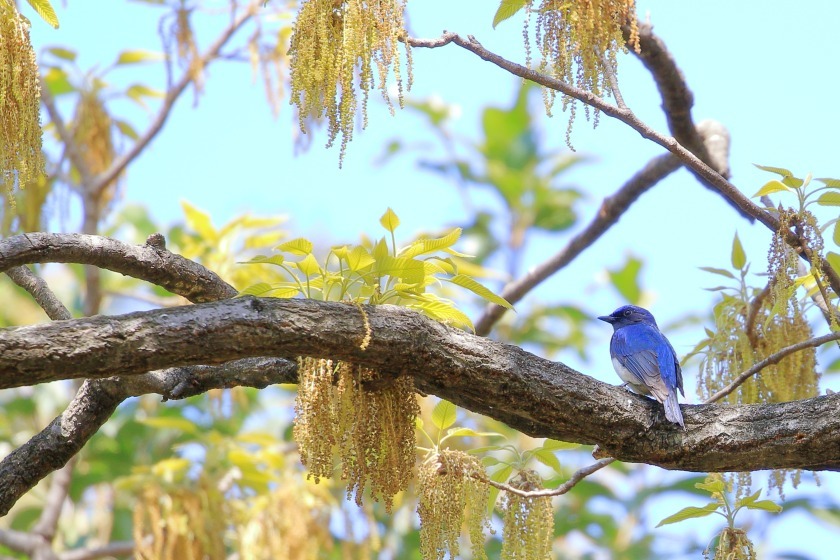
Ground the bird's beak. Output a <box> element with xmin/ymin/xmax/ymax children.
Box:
<box><xmin>597</xmin><ymin>315</ymin><xmax>615</xmax><ymax>323</ymax></box>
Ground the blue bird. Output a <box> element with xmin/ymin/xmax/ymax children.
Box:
<box><xmin>598</xmin><ymin>305</ymin><xmax>685</xmax><ymax>428</ymax></box>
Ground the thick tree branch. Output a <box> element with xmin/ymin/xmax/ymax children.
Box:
<box><xmin>0</xmin><ymin>297</ymin><xmax>838</xmax><ymax>480</ymax></box>
<box><xmin>475</xmin><ymin>152</ymin><xmax>681</xmax><ymax>335</ymax></box>
<box><xmin>408</xmin><ymin>32</ymin><xmax>840</xmax><ymax>296</ymax></box>
<box><xmin>0</xmin><ymin>233</ymin><xmax>236</xmax><ymax>303</ymax></box>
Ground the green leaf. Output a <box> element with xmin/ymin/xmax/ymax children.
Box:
<box><xmin>696</xmin><ymin>479</ymin><xmax>726</xmax><ymax>493</ymax></box>
<box><xmin>47</xmin><ymin>47</ymin><xmax>76</xmax><ymax>61</ymax></box>
<box><xmin>240</xmin><ymin>254</ymin><xmax>286</xmax><ymax>267</ymax></box>
<box><xmin>533</xmin><ymin>449</ymin><xmax>563</xmax><ymax>474</ymax></box>
<box><xmin>608</xmin><ymin>256</ymin><xmax>643</xmax><ymax>305</ymax></box>
<box><xmin>345</xmin><ymin>245</ymin><xmax>375</xmax><ymax>272</ymax></box>
<box><xmin>181</xmin><ymin>201</ymin><xmax>216</xmax><ymax>240</ymax></box>
<box><xmin>377</xmin><ymin>256</ymin><xmax>425</xmax><ymax>284</ymax></box>
<box><xmin>731</xmin><ymin>232</ymin><xmax>746</xmax><ymax>270</ymax></box>
<box><xmin>116</xmin><ymin>49</ymin><xmax>164</xmax><ymax>65</ymax></box>
<box><xmin>379</xmin><ymin>208</ymin><xmax>400</xmax><ymax>233</ymax></box>
<box><xmin>816</xmin><ymin>192</ymin><xmax>840</xmax><ymax>207</ymax></box>
<box><xmin>782</xmin><ymin>176</ymin><xmax>804</xmax><ymax>189</ymax></box>
<box><xmin>113</xmin><ymin>119</ymin><xmax>139</xmax><ymax>141</ymax></box>
<box><xmin>411</xmin><ymin>298</ymin><xmax>473</xmax><ymax>329</ymax></box>
<box><xmin>447</xmin><ymin>274</ymin><xmax>513</xmax><ymax>309</ymax></box>
<box><xmin>816</xmin><ymin>177</ymin><xmax>840</xmax><ymax>188</ymax></box>
<box><xmin>833</xmin><ymin>222</ymin><xmax>840</xmax><ymax>247</ymax></box>
<box><xmin>492</xmin><ymin>0</ymin><xmax>527</xmax><ymax>28</ymax></box>
<box><xmin>743</xmin><ymin>500</ymin><xmax>783</xmax><ymax>513</ymax></box>
<box><xmin>296</xmin><ymin>253</ymin><xmax>321</xmax><ymax>276</ymax></box>
<box><xmin>752</xmin><ymin>180</ymin><xmax>791</xmax><ymax>197</ymax></box>
<box><xmin>399</xmin><ymin>229</ymin><xmax>462</xmax><ymax>259</ymax></box>
<box><xmin>25</xmin><ymin>0</ymin><xmax>59</xmax><ymax>28</ymax></box>
<box><xmin>445</xmin><ymin>427</ymin><xmax>502</xmax><ymax>439</ymax></box>
<box><xmin>699</xmin><ymin>266</ymin><xmax>736</xmax><ymax>279</ymax></box>
<box><xmin>275</xmin><ymin>238</ymin><xmax>313</xmax><ymax>256</ymax></box>
<box><xmin>735</xmin><ymin>489</ymin><xmax>762</xmax><ymax>507</ymax></box>
<box><xmin>541</xmin><ymin>439</ymin><xmax>581</xmax><ymax>451</ymax></box>
<box><xmin>828</xmin><ymin>252</ymin><xmax>840</xmax><ymax>277</ymax></box>
<box><xmin>42</xmin><ymin>67</ymin><xmax>74</xmax><ymax>96</ymax></box>
<box><xmin>754</xmin><ymin>163</ymin><xmax>794</xmax><ymax>177</ymax></box>
<box><xmin>655</xmin><ymin>502</ymin><xmax>720</xmax><ymax>527</ymax></box>
<box><xmin>431</xmin><ymin>400</ymin><xmax>457</xmax><ymax>430</ymax></box>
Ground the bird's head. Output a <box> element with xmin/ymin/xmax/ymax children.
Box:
<box><xmin>597</xmin><ymin>305</ymin><xmax>657</xmax><ymax>329</ymax></box>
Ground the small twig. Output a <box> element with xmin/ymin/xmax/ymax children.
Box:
<box><xmin>475</xmin><ymin>457</ymin><xmax>616</xmax><ymax>498</ymax></box>
<box><xmin>705</xmin><ymin>331</ymin><xmax>840</xmax><ymax>404</ymax></box>
<box><xmin>599</xmin><ymin>52</ymin><xmax>626</xmax><ymax>110</ymax></box>
<box><xmin>4</xmin><ymin>266</ymin><xmax>72</xmax><ymax>321</ymax></box>
<box><xmin>31</xmin><ymin>457</ymin><xmax>78</xmax><ymax>542</ymax></box>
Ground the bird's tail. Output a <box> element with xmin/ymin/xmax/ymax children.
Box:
<box><xmin>664</xmin><ymin>392</ymin><xmax>685</xmax><ymax>429</ymax></box>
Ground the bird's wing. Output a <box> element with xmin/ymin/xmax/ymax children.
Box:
<box><xmin>611</xmin><ymin>325</ymin><xmax>677</xmax><ymax>404</ymax></box>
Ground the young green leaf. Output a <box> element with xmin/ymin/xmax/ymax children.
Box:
<box><xmin>816</xmin><ymin>192</ymin><xmax>840</xmax><ymax>207</ymax></box>
<box><xmin>296</xmin><ymin>253</ymin><xmax>322</xmax><ymax>276</ymax></box>
<box><xmin>240</xmin><ymin>254</ymin><xmax>286</xmax><ymax>267</ymax></box>
<box><xmin>431</xmin><ymin>400</ymin><xmax>457</xmax><ymax>430</ymax></box>
<box><xmin>533</xmin><ymin>449</ymin><xmax>563</xmax><ymax>474</ymax></box>
<box><xmin>752</xmin><ymin>180</ymin><xmax>791</xmax><ymax>197</ymax></box>
<box><xmin>114</xmin><ymin>119</ymin><xmax>140</xmax><ymax>141</ymax></box>
<box><xmin>742</xmin><ymin>500</ymin><xmax>783</xmax><ymax>513</ymax></box>
<box><xmin>827</xmin><ymin>252</ymin><xmax>840</xmax><ymax>277</ymax></box>
<box><xmin>25</xmin><ymin>0</ymin><xmax>59</xmax><ymax>28</ymax></box>
<box><xmin>446</xmin><ymin>274</ymin><xmax>513</xmax><ymax>309</ymax></box>
<box><xmin>834</xmin><ymin>222</ymin><xmax>840</xmax><ymax>246</ymax></box>
<box><xmin>731</xmin><ymin>232</ymin><xmax>746</xmax><ymax>270</ymax></box>
<box><xmin>345</xmin><ymin>245</ymin><xmax>375</xmax><ymax>272</ymax></box>
<box><xmin>735</xmin><ymin>489</ymin><xmax>762</xmax><ymax>507</ymax></box>
<box><xmin>699</xmin><ymin>266</ymin><xmax>736</xmax><ymax>279</ymax></box>
<box><xmin>492</xmin><ymin>0</ymin><xmax>527</xmax><ymax>28</ymax></box>
<box><xmin>655</xmin><ymin>502</ymin><xmax>720</xmax><ymax>527</ymax></box>
<box><xmin>47</xmin><ymin>47</ymin><xmax>75</xmax><ymax>61</ymax></box>
<box><xmin>541</xmin><ymin>439</ymin><xmax>581</xmax><ymax>451</ymax></box>
<box><xmin>399</xmin><ymin>228</ymin><xmax>462</xmax><ymax>258</ymax></box>
<box><xmin>379</xmin><ymin>207</ymin><xmax>400</xmax><ymax>233</ymax></box>
<box><xmin>274</xmin><ymin>238</ymin><xmax>313</xmax><ymax>255</ymax></box>
<box><xmin>695</xmin><ymin>478</ymin><xmax>726</xmax><ymax>493</ymax></box>
<box><xmin>754</xmin><ymin>164</ymin><xmax>794</xmax><ymax>177</ymax></box>
<box><xmin>816</xmin><ymin>177</ymin><xmax>840</xmax><ymax>188</ymax></box>
<box><xmin>116</xmin><ymin>49</ymin><xmax>164</xmax><ymax>65</ymax></box>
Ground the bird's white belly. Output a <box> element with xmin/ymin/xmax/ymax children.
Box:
<box><xmin>611</xmin><ymin>357</ymin><xmax>651</xmax><ymax>396</ymax></box>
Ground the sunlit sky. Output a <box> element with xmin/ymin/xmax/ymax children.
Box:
<box><xmin>28</xmin><ymin>1</ymin><xmax>840</xmax><ymax>557</ymax></box>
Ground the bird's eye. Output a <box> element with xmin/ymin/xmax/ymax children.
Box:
<box><xmin>623</xmin><ymin>309</ymin><xmax>632</xmax><ymax>317</ymax></box>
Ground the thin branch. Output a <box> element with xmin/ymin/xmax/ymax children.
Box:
<box><xmin>39</xmin><ymin>85</ymin><xmax>95</xmax><ymax>189</ymax></box>
<box><xmin>31</xmin><ymin>457</ymin><xmax>77</xmax><ymax>541</ymax></box>
<box><xmin>475</xmin><ymin>152</ymin><xmax>681</xmax><ymax>335</ymax></box>
<box><xmin>408</xmin><ymin>31</ymin><xmax>840</xmax><ymax>298</ymax></box>
<box><xmin>4</xmin><ymin>266</ymin><xmax>72</xmax><ymax>321</ymax></box>
<box><xmin>477</xmin><ymin>457</ymin><xmax>616</xmax><ymax>498</ymax></box>
<box><xmin>705</xmin><ymin>331</ymin><xmax>840</xmax><ymax>404</ymax></box>
<box><xmin>600</xmin><ymin>52</ymin><xmax>626</xmax><ymax>110</ymax></box>
<box><xmin>90</xmin><ymin>3</ymin><xmax>258</xmax><ymax>193</ymax></box>
<box><xmin>0</xmin><ymin>528</ymin><xmax>39</xmax><ymax>554</ymax></box>
<box><xmin>59</xmin><ymin>541</ymin><xmax>134</xmax><ymax>560</ymax></box>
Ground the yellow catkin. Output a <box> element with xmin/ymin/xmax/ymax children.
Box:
<box><xmin>236</xmin><ymin>480</ymin><xmax>334</xmax><ymax>560</ymax></box>
<box><xmin>524</xmin><ymin>0</ymin><xmax>638</xmax><ymax>147</ymax></box>
<box><xmin>72</xmin><ymin>90</ymin><xmax>119</xmax><ymax>209</ymax></box>
<box><xmin>500</xmin><ymin>470</ymin><xmax>554</xmax><ymax>559</ymax></box>
<box><xmin>0</xmin><ymin>0</ymin><xmax>46</xmax><ymax>201</ymax></box>
<box><xmin>133</xmin><ymin>481</ymin><xmax>226</xmax><ymax>560</ymax></box>
<box><xmin>293</xmin><ymin>358</ymin><xmax>419</xmax><ymax>511</ymax></box>
<box><xmin>288</xmin><ymin>0</ymin><xmax>411</xmax><ymax>164</ymax></box>
<box><xmin>417</xmin><ymin>449</ymin><xmax>490</xmax><ymax>560</ymax></box>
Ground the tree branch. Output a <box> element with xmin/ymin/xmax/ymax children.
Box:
<box><xmin>0</xmin><ymin>297</ymin><xmax>838</xmax><ymax>481</ymax></box>
<box><xmin>475</xmin><ymin>152</ymin><xmax>681</xmax><ymax>335</ymax></box>
<box><xmin>5</xmin><ymin>266</ymin><xmax>72</xmax><ymax>321</ymax></box>
<box><xmin>407</xmin><ymin>32</ymin><xmax>840</xmax><ymax>296</ymax></box>
<box><xmin>0</xmin><ymin>233</ymin><xmax>236</xmax><ymax>303</ymax></box>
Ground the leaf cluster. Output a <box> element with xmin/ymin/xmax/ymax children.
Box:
<box><xmin>240</xmin><ymin>208</ymin><xmax>511</xmax><ymax>330</ymax></box>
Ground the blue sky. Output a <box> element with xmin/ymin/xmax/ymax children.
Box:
<box><xmin>28</xmin><ymin>1</ymin><xmax>840</xmax><ymax>557</ymax></box>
